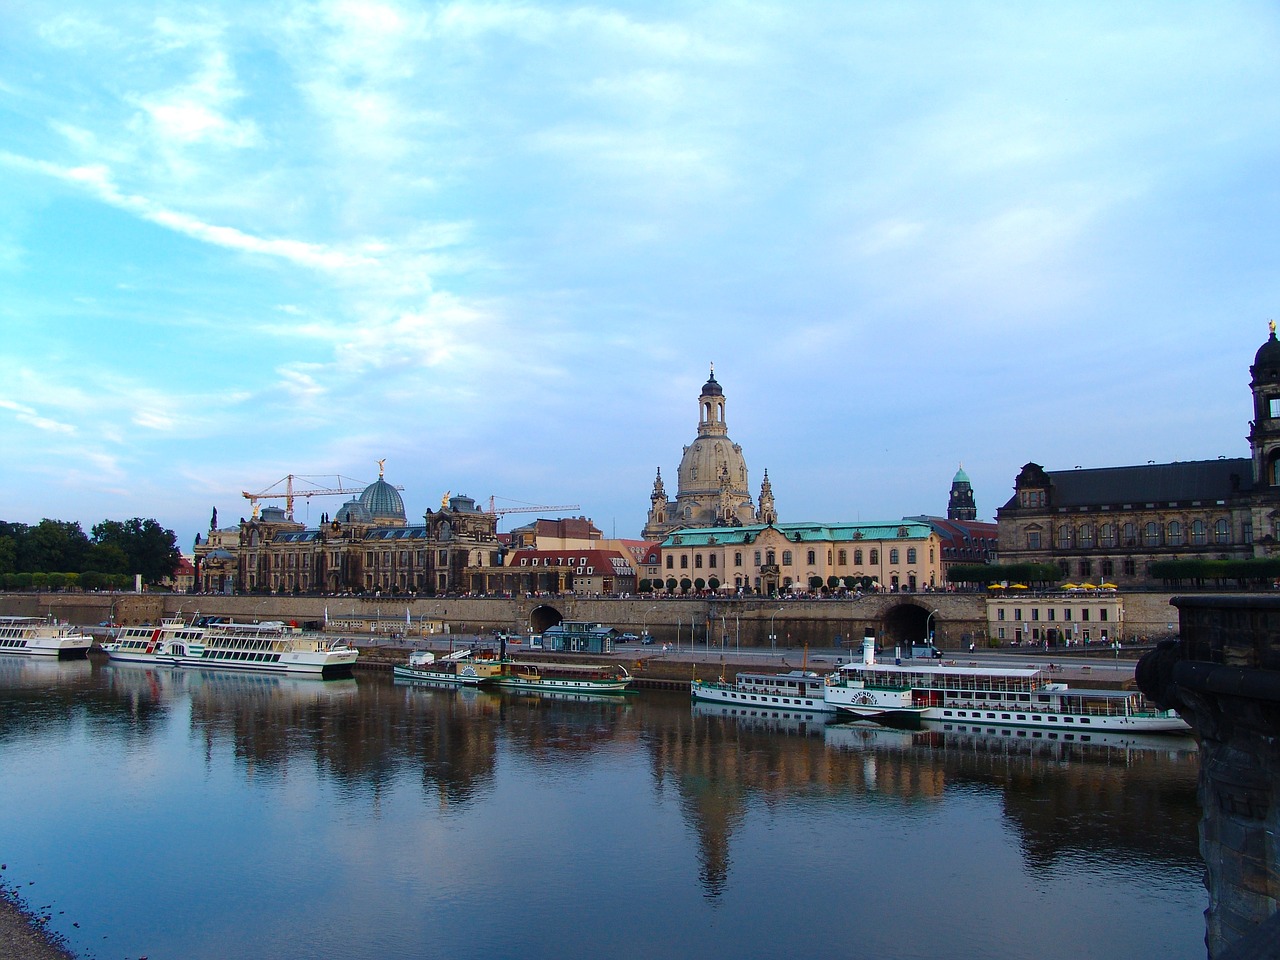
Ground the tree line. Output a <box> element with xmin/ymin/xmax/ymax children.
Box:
<box><xmin>0</xmin><ymin>518</ymin><xmax>181</xmax><ymax>590</ymax></box>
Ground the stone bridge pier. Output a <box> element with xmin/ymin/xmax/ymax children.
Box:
<box><xmin>1137</xmin><ymin>595</ymin><xmax>1280</xmax><ymax>960</ymax></box>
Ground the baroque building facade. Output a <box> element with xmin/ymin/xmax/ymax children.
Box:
<box><xmin>996</xmin><ymin>324</ymin><xmax>1280</xmax><ymax>586</ymax></box>
<box><xmin>197</xmin><ymin>468</ymin><xmax>501</xmax><ymax>595</ymax></box>
<box><xmin>653</xmin><ymin>521</ymin><xmax>943</xmax><ymax>594</ymax></box>
<box><xmin>642</xmin><ymin>367</ymin><xmax>776</xmax><ymax>541</ymax></box>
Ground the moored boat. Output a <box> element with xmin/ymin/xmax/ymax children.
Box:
<box><xmin>691</xmin><ymin>669</ymin><xmax>835</xmax><ymax>714</ymax></box>
<box><xmin>0</xmin><ymin>616</ymin><xmax>93</xmax><ymax>659</ymax></box>
<box><xmin>823</xmin><ymin>637</ymin><xmax>1190</xmax><ymax>734</ymax></box>
<box><xmin>393</xmin><ymin>649</ymin><xmax>504</xmax><ymax>687</ymax></box>
<box><xmin>492</xmin><ymin>660</ymin><xmax>632</xmax><ymax>693</ymax></box>
<box><xmin>102</xmin><ymin>617</ymin><xmax>357</xmax><ymax>678</ymax></box>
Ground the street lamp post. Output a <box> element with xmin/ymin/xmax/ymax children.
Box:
<box><xmin>925</xmin><ymin>609</ymin><xmax>940</xmax><ymax>647</ymax></box>
<box><xmin>769</xmin><ymin>607</ymin><xmax>783</xmax><ymax>659</ymax></box>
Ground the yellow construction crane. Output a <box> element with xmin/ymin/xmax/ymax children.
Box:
<box><xmin>485</xmin><ymin>496</ymin><xmax>580</xmax><ymax>518</ymax></box>
<box><xmin>242</xmin><ymin>474</ymin><xmax>405</xmax><ymax>520</ymax></box>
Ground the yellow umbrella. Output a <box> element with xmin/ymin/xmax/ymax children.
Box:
<box><xmin>1060</xmin><ymin>582</ymin><xmax>1078</xmax><ymax>590</ymax></box>
<box><xmin>987</xmin><ymin>583</ymin><xmax>1005</xmax><ymax>590</ymax></box>
<box><xmin>1100</xmin><ymin>582</ymin><xmax>1118</xmax><ymax>589</ymax></box>
<box><xmin>1080</xmin><ymin>582</ymin><xmax>1098</xmax><ymax>589</ymax></box>
<box><xmin>1010</xmin><ymin>583</ymin><xmax>1029</xmax><ymax>589</ymax></box>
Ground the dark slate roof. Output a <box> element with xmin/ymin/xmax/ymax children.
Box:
<box><xmin>1002</xmin><ymin>458</ymin><xmax>1252</xmax><ymax>509</ymax></box>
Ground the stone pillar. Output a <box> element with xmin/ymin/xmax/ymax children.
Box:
<box><xmin>1137</xmin><ymin>596</ymin><xmax>1280</xmax><ymax>959</ymax></box>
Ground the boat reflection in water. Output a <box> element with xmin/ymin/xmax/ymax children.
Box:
<box><xmin>691</xmin><ymin>699</ymin><xmax>832</xmax><ymax>738</ymax></box>
<box><xmin>0</xmin><ymin>655</ymin><xmax>91</xmax><ymax>688</ymax></box>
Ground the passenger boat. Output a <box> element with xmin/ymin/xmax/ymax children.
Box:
<box><xmin>690</xmin><ymin>669</ymin><xmax>836</xmax><ymax>714</ymax></box>
<box><xmin>823</xmin><ymin>638</ymin><xmax>1190</xmax><ymax>734</ymax></box>
<box><xmin>102</xmin><ymin>617</ymin><xmax>357</xmax><ymax>678</ymax></box>
<box><xmin>0</xmin><ymin>616</ymin><xmax>93</xmax><ymax>659</ymax></box>
<box><xmin>393</xmin><ymin>649</ymin><xmax>504</xmax><ymax>687</ymax></box>
<box><xmin>492</xmin><ymin>661</ymin><xmax>633</xmax><ymax>693</ymax></box>
<box><xmin>692</xmin><ymin>699</ymin><xmax>832</xmax><ymax>737</ymax></box>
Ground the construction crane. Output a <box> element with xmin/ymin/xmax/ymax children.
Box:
<box><xmin>243</xmin><ymin>474</ymin><xmax>405</xmax><ymax>521</ymax></box>
<box><xmin>485</xmin><ymin>496</ymin><xmax>580</xmax><ymax>518</ymax></box>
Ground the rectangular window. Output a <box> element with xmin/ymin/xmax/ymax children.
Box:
<box><xmin>997</xmin><ymin>608</ymin><xmax>1005</xmax><ymax>620</ymax></box>
<box><xmin>666</xmin><ymin>556</ymin><xmax>674</xmax><ymax>569</ymax></box>
<box><xmin>1014</xmin><ymin>608</ymin><xmax>1021</xmax><ymax>621</ymax></box>
<box><xmin>1027</xmin><ymin>532</ymin><xmax>1041</xmax><ymax>549</ymax></box>
<box><xmin>854</xmin><ymin>549</ymin><xmax>863</xmax><ymax>565</ymax></box>
<box><xmin>694</xmin><ymin>554</ymin><xmax>703</xmax><ymax>569</ymax></box>
<box><xmin>1048</xmin><ymin>608</ymin><xmax>1055</xmax><ymax>621</ymax></box>
<box><xmin>1032</xmin><ymin>609</ymin><xmax>1040</xmax><ymax>621</ymax></box>
<box><xmin>1063</xmin><ymin>609</ymin><xmax>1071</xmax><ymax>621</ymax></box>
<box><xmin>838</xmin><ymin>549</ymin><xmax>847</xmax><ymax>565</ymax></box>
<box><xmin>734</xmin><ymin>552</ymin><xmax>743</xmax><ymax>566</ymax></box>
<box><xmin>680</xmin><ymin>555</ymin><xmax>689</xmax><ymax>569</ymax></box>
<box><xmin>1100</xmin><ymin>609</ymin><xmax>1109</xmax><ymax>621</ymax></box>
<box><xmin>754</xmin><ymin>550</ymin><xmax>762</xmax><ymax>565</ymax></box>
<box><xmin>807</xmin><ymin>550</ymin><xmax>816</xmax><ymax>564</ymax></box>
<box><xmin>1082</xmin><ymin>608</ymin><xmax>1090</xmax><ymax>621</ymax></box>
<box><xmin>709</xmin><ymin>555</ymin><xmax>717</xmax><ymax>568</ymax></box>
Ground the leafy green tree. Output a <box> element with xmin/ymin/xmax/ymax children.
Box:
<box><xmin>91</xmin><ymin>518</ymin><xmax>180</xmax><ymax>585</ymax></box>
<box><xmin>707</xmin><ymin>577</ymin><xmax>720</xmax><ymax>591</ymax></box>
<box><xmin>24</xmin><ymin>520</ymin><xmax>90</xmax><ymax>574</ymax></box>
<box><xmin>665</xmin><ymin>578</ymin><xmax>678</xmax><ymax>592</ymax></box>
<box><xmin>83</xmin><ymin>542</ymin><xmax>128</xmax><ymax>576</ymax></box>
<box><xmin>0</xmin><ymin>536</ymin><xmax>16</xmax><ymax>576</ymax></box>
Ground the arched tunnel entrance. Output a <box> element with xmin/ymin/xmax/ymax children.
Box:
<box><xmin>529</xmin><ymin>605</ymin><xmax>564</xmax><ymax>635</ymax></box>
<box><xmin>880</xmin><ymin>603</ymin><xmax>933</xmax><ymax>650</ymax></box>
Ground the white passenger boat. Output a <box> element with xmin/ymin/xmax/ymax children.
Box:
<box><xmin>0</xmin><ymin>616</ymin><xmax>93</xmax><ymax>659</ymax></box>
<box><xmin>393</xmin><ymin>649</ymin><xmax>503</xmax><ymax>687</ymax></box>
<box><xmin>102</xmin><ymin>617</ymin><xmax>357</xmax><ymax>678</ymax></box>
<box><xmin>691</xmin><ymin>669</ymin><xmax>836</xmax><ymax>714</ymax></box>
<box><xmin>492</xmin><ymin>661</ymin><xmax>632</xmax><ymax>693</ymax></box>
<box><xmin>823</xmin><ymin>638</ymin><xmax>1190</xmax><ymax>734</ymax></box>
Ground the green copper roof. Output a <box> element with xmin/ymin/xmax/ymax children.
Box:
<box><xmin>660</xmin><ymin>521</ymin><xmax>934</xmax><ymax>548</ymax></box>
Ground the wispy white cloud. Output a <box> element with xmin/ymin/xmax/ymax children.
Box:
<box><xmin>0</xmin><ymin>399</ymin><xmax>77</xmax><ymax>435</ymax></box>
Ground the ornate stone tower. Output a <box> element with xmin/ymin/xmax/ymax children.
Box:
<box><xmin>1248</xmin><ymin>322</ymin><xmax>1280</xmax><ymax>551</ymax></box>
<box><xmin>947</xmin><ymin>464</ymin><xmax>977</xmax><ymax>521</ymax></box>
<box><xmin>756</xmin><ymin>469</ymin><xmax>777</xmax><ymax>525</ymax></box>
<box><xmin>642</xmin><ymin>366</ymin><xmax>765</xmax><ymax>540</ymax></box>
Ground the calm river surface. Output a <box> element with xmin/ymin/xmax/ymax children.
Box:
<box><xmin>0</xmin><ymin>657</ymin><xmax>1206</xmax><ymax>960</ymax></box>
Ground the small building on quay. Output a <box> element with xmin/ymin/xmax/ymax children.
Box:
<box><xmin>986</xmin><ymin>588</ymin><xmax>1124</xmax><ymax>646</ymax></box>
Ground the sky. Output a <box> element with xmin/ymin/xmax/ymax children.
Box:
<box><xmin>2</xmin><ymin>0</ymin><xmax>1279</xmax><ymax>553</ymax></box>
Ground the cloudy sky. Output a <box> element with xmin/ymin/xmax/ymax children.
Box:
<box><xmin>2</xmin><ymin>0</ymin><xmax>1278</xmax><ymax>551</ymax></box>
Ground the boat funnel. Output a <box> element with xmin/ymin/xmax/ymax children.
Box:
<box><xmin>862</xmin><ymin>630</ymin><xmax>876</xmax><ymax>665</ymax></box>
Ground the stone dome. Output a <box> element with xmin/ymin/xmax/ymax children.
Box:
<box><xmin>700</xmin><ymin>369</ymin><xmax>723</xmax><ymax>397</ymax></box>
<box><xmin>1253</xmin><ymin>325</ymin><xmax>1280</xmax><ymax>379</ymax></box>
<box><xmin>359</xmin><ymin>477</ymin><xmax>406</xmax><ymax>524</ymax></box>
<box><xmin>335</xmin><ymin>497</ymin><xmax>373</xmax><ymax>524</ymax></box>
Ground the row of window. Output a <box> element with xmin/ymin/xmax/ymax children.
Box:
<box><xmin>1031</xmin><ymin>518</ymin><xmax>1244</xmax><ymax>550</ymax></box>
<box><xmin>995</xmin><ymin>607</ymin><xmax>1111</xmax><ymax>622</ymax></box>
<box><xmin>665</xmin><ymin>547</ymin><xmax>923</xmax><ymax>569</ymax></box>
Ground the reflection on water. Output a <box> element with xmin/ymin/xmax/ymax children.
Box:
<box><xmin>0</xmin><ymin>661</ymin><xmax>1206</xmax><ymax>960</ymax></box>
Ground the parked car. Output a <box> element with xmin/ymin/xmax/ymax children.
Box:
<box><xmin>641</xmin><ymin>633</ymin><xmax>655</xmax><ymax>645</ymax></box>
<box><xmin>618</xmin><ymin>633</ymin><xmax>639</xmax><ymax>642</ymax></box>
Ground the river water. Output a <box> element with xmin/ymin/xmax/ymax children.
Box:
<box><xmin>0</xmin><ymin>657</ymin><xmax>1206</xmax><ymax>960</ymax></box>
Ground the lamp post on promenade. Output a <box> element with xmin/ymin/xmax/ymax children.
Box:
<box><xmin>770</xmin><ymin>607</ymin><xmax>783</xmax><ymax>659</ymax></box>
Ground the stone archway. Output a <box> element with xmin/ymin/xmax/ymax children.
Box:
<box><xmin>529</xmin><ymin>604</ymin><xmax>564</xmax><ymax>635</ymax></box>
<box><xmin>881</xmin><ymin>603</ymin><xmax>934</xmax><ymax>650</ymax></box>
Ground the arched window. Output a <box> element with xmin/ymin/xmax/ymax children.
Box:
<box><xmin>869</xmin><ymin>549</ymin><xmax>879</xmax><ymax>564</ymax></box>
<box><xmin>733</xmin><ymin>551</ymin><xmax>742</xmax><ymax>566</ymax></box>
<box><xmin>1078</xmin><ymin>524</ymin><xmax>1094</xmax><ymax>548</ymax></box>
<box><xmin>766</xmin><ymin>550</ymin><xmax>776</xmax><ymax>566</ymax></box>
<box><xmin>807</xmin><ymin>549</ymin><xmax>816</xmax><ymax>565</ymax></box>
<box><xmin>782</xmin><ymin>550</ymin><xmax>792</xmax><ymax>565</ymax></box>
<box><xmin>906</xmin><ymin>547</ymin><xmax>917</xmax><ymax>564</ymax></box>
<box><xmin>837</xmin><ymin>549</ymin><xmax>847</xmax><ymax>565</ymax></box>
<box><xmin>1215</xmin><ymin>519</ymin><xmax>1231</xmax><ymax>544</ymax></box>
<box><xmin>1099</xmin><ymin>523</ymin><xmax>1116</xmax><ymax>548</ymax></box>
<box><xmin>1123</xmin><ymin>522</ymin><xmax>1137</xmax><ymax>546</ymax></box>
<box><xmin>1144</xmin><ymin>522</ymin><xmax>1160</xmax><ymax>547</ymax></box>
<box><xmin>1167</xmin><ymin>521</ymin><xmax>1183</xmax><ymax>546</ymax></box>
<box><xmin>854</xmin><ymin>549</ymin><xmax>863</xmax><ymax>565</ymax></box>
<box><xmin>889</xmin><ymin>548</ymin><xmax>899</xmax><ymax>564</ymax></box>
<box><xmin>1191</xmin><ymin>520</ymin><xmax>1206</xmax><ymax>545</ymax></box>
<box><xmin>1057</xmin><ymin>524</ymin><xmax>1072</xmax><ymax>548</ymax></box>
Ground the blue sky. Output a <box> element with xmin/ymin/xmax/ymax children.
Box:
<box><xmin>2</xmin><ymin>1</ymin><xmax>1278</xmax><ymax>552</ymax></box>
